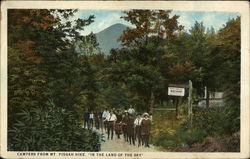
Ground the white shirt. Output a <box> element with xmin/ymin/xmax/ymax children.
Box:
<box><xmin>106</xmin><ymin>113</ymin><xmax>117</xmax><ymax>121</ymax></box>
<box><xmin>128</xmin><ymin>108</ymin><xmax>135</xmax><ymax>114</ymax></box>
<box><xmin>89</xmin><ymin>113</ymin><xmax>94</xmax><ymax>119</ymax></box>
<box><xmin>102</xmin><ymin>111</ymin><xmax>109</xmax><ymax>119</ymax></box>
<box><xmin>134</xmin><ymin>117</ymin><xmax>142</xmax><ymax>126</ymax></box>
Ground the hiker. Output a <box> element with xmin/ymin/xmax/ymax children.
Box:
<box><xmin>89</xmin><ymin>110</ymin><xmax>94</xmax><ymax>129</ymax></box>
<box><xmin>94</xmin><ymin>110</ymin><xmax>100</xmax><ymax>130</ymax></box>
<box><xmin>83</xmin><ymin>109</ymin><xmax>90</xmax><ymax>129</ymax></box>
<box><xmin>140</xmin><ymin>112</ymin><xmax>151</xmax><ymax>147</ymax></box>
<box><xmin>127</xmin><ymin>114</ymin><xmax>135</xmax><ymax>145</ymax></box>
<box><xmin>115</xmin><ymin>109</ymin><xmax>123</xmax><ymax>139</ymax></box>
<box><xmin>105</xmin><ymin>110</ymin><xmax>117</xmax><ymax>140</ymax></box>
<box><xmin>102</xmin><ymin>108</ymin><xmax>110</xmax><ymax>132</ymax></box>
<box><xmin>121</xmin><ymin>110</ymin><xmax>129</xmax><ymax>142</ymax></box>
<box><xmin>134</xmin><ymin>113</ymin><xmax>143</xmax><ymax>147</ymax></box>
<box><xmin>98</xmin><ymin>110</ymin><xmax>104</xmax><ymax>133</ymax></box>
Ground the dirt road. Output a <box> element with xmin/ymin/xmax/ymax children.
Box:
<box><xmin>100</xmin><ymin>132</ymin><xmax>159</xmax><ymax>152</ymax></box>
<box><xmin>82</xmin><ymin>125</ymin><xmax>160</xmax><ymax>152</ymax></box>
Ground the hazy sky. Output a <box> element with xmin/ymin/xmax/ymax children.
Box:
<box><xmin>74</xmin><ymin>10</ymin><xmax>240</xmax><ymax>35</ymax></box>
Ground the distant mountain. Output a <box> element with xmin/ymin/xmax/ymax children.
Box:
<box><xmin>95</xmin><ymin>23</ymin><xmax>128</xmax><ymax>55</ymax></box>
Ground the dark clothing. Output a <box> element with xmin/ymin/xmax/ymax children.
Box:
<box><xmin>135</xmin><ymin>125</ymin><xmax>142</xmax><ymax>146</ymax></box>
<box><xmin>141</xmin><ymin>119</ymin><xmax>151</xmax><ymax>147</ymax></box>
<box><xmin>115</xmin><ymin>114</ymin><xmax>123</xmax><ymax>138</ymax></box>
<box><xmin>89</xmin><ymin>118</ymin><xmax>94</xmax><ymax>129</ymax></box>
<box><xmin>107</xmin><ymin>121</ymin><xmax>115</xmax><ymax>140</ymax></box>
<box><xmin>116</xmin><ymin>114</ymin><xmax>122</xmax><ymax>123</ymax></box>
<box><xmin>121</xmin><ymin>116</ymin><xmax>129</xmax><ymax>142</ymax></box>
<box><xmin>94</xmin><ymin>112</ymin><xmax>100</xmax><ymax>129</ymax></box>
<box><xmin>127</xmin><ymin>118</ymin><xmax>135</xmax><ymax>145</ymax></box>
<box><xmin>83</xmin><ymin>112</ymin><xmax>90</xmax><ymax>120</ymax></box>
<box><xmin>98</xmin><ymin>112</ymin><xmax>104</xmax><ymax>133</ymax></box>
<box><xmin>83</xmin><ymin>111</ymin><xmax>90</xmax><ymax>129</ymax></box>
<box><xmin>84</xmin><ymin>119</ymin><xmax>89</xmax><ymax>129</ymax></box>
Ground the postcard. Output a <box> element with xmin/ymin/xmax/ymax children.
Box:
<box><xmin>1</xmin><ymin>1</ymin><xmax>249</xmax><ymax>159</ymax></box>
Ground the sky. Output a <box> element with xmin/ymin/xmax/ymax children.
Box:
<box><xmin>74</xmin><ymin>10</ymin><xmax>240</xmax><ymax>35</ymax></box>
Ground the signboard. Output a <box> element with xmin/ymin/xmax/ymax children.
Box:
<box><xmin>168</xmin><ymin>87</ymin><xmax>185</xmax><ymax>96</ymax></box>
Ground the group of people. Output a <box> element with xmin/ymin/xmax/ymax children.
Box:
<box><xmin>83</xmin><ymin>106</ymin><xmax>152</xmax><ymax>147</ymax></box>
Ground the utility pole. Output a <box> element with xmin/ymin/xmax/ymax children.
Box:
<box><xmin>188</xmin><ymin>80</ymin><xmax>193</xmax><ymax>128</ymax></box>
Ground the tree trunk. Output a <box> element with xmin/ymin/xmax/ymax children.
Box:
<box><xmin>149</xmin><ymin>91</ymin><xmax>155</xmax><ymax>114</ymax></box>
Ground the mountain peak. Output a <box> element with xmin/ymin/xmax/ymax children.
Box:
<box><xmin>97</xmin><ymin>23</ymin><xmax>128</xmax><ymax>34</ymax></box>
<box><xmin>95</xmin><ymin>23</ymin><xmax>129</xmax><ymax>55</ymax></box>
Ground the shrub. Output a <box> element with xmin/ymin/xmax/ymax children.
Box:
<box><xmin>8</xmin><ymin>99</ymin><xmax>100</xmax><ymax>151</ymax></box>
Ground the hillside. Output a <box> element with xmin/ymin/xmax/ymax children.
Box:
<box><xmin>96</xmin><ymin>23</ymin><xmax>128</xmax><ymax>55</ymax></box>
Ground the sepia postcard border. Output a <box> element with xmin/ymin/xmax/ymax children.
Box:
<box><xmin>1</xmin><ymin>1</ymin><xmax>249</xmax><ymax>159</ymax></box>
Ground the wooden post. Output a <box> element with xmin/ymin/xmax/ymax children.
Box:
<box><xmin>188</xmin><ymin>80</ymin><xmax>193</xmax><ymax>128</ymax></box>
<box><xmin>149</xmin><ymin>91</ymin><xmax>155</xmax><ymax>114</ymax></box>
<box><xmin>175</xmin><ymin>96</ymin><xmax>178</xmax><ymax>119</ymax></box>
<box><xmin>205</xmin><ymin>87</ymin><xmax>210</xmax><ymax>109</ymax></box>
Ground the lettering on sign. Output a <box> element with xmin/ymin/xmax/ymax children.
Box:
<box><xmin>168</xmin><ymin>87</ymin><xmax>185</xmax><ymax>96</ymax></box>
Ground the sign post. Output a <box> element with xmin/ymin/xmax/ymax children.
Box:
<box><xmin>167</xmin><ymin>82</ymin><xmax>192</xmax><ymax>123</ymax></box>
<box><xmin>168</xmin><ymin>84</ymin><xmax>186</xmax><ymax>119</ymax></box>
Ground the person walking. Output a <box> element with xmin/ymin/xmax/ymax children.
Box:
<box><xmin>127</xmin><ymin>114</ymin><xmax>135</xmax><ymax>145</ymax></box>
<box><xmin>83</xmin><ymin>109</ymin><xmax>90</xmax><ymax>129</ymax></box>
<box><xmin>140</xmin><ymin>113</ymin><xmax>151</xmax><ymax>147</ymax></box>
<box><xmin>102</xmin><ymin>108</ymin><xmax>109</xmax><ymax>132</ymax></box>
<box><xmin>98</xmin><ymin>110</ymin><xmax>104</xmax><ymax>134</ymax></box>
<box><xmin>105</xmin><ymin>110</ymin><xmax>117</xmax><ymax>140</ymax></box>
<box><xmin>115</xmin><ymin>109</ymin><xmax>123</xmax><ymax>139</ymax></box>
<box><xmin>94</xmin><ymin>110</ymin><xmax>100</xmax><ymax>130</ymax></box>
<box><xmin>121</xmin><ymin>110</ymin><xmax>129</xmax><ymax>142</ymax></box>
<box><xmin>89</xmin><ymin>111</ymin><xmax>94</xmax><ymax>129</ymax></box>
<box><xmin>134</xmin><ymin>113</ymin><xmax>143</xmax><ymax>147</ymax></box>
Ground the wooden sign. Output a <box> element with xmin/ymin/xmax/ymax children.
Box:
<box><xmin>168</xmin><ymin>87</ymin><xmax>185</xmax><ymax>96</ymax></box>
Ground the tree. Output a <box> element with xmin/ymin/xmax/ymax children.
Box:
<box><xmin>117</xmin><ymin>9</ymin><xmax>183</xmax><ymax>112</ymax></box>
<box><xmin>7</xmin><ymin>9</ymin><xmax>100</xmax><ymax>149</ymax></box>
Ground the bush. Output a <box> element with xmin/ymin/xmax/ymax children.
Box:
<box><xmin>151</xmin><ymin>105</ymin><xmax>240</xmax><ymax>150</ymax></box>
<box><xmin>192</xmin><ymin>106</ymin><xmax>239</xmax><ymax>136</ymax></box>
<box><xmin>152</xmin><ymin>126</ymin><xmax>207</xmax><ymax>147</ymax></box>
<box><xmin>8</xmin><ymin>99</ymin><xmax>100</xmax><ymax>151</ymax></box>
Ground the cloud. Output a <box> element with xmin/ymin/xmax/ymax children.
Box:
<box><xmin>76</xmin><ymin>10</ymin><xmax>239</xmax><ymax>35</ymax></box>
<box><xmin>172</xmin><ymin>11</ymin><xmax>193</xmax><ymax>32</ymax></box>
<box><xmin>96</xmin><ymin>12</ymin><xmax>122</xmax><ymax>30</ymax></box>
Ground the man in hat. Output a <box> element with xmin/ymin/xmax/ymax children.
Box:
<box><xmin>134</xmin><ymin>113</ymin><xmax>143</xmax><ymax>147</ymax></box>
<box><xmin>127</xmin><ymin>114</ymin><xmax>135</xmax><ymax>145</ymax></box>
<box><xmin>83</xmin><ymin>109</ymin><xmax>90</xmax><ymax>129</ymax></box>
<box><xmin>115</xmin><ymin>109</ymin><xmax>123</xmax><ymax>139</ymax></box>
<box><xmin>102</xmin><ymin>108</ymin><xmax>109</xmax><ymax>132</ymax></box>
<box><xmin>104</xmin><ymin>110</ymin><xmax>117</xmax><ymax>140</ymax></box>
<box><xmin>121</xmin><ymin>110</ymin><xmax>129</xmax><ymax>142</ymax></box>
<box><xmin>140</xmin><ymin>112</ymin><xmax>151</xmax><ymax>147</ymax></box>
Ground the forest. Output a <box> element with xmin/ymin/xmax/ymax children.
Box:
<box><xmin>8</xmin><ymin>9</ymin><xmax>240</xmax><ymax>151</ymax></box>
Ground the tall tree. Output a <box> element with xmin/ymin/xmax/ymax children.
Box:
<box><xmin>8</xmin><ymin>9</ymin><xmax>96</xmax><ymax>124</ymax></box>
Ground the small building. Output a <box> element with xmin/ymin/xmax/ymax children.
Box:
<box><xmin>197</xmin><ymin>92</ymin><xmax>225</xmax><ymax>107</ymax></box>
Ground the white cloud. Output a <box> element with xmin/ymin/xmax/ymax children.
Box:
<box><xmin>96</xmin><ymin>12</ymin><xmax>121</xmax><ymax>30</ymax></box>
<box><xmin>176</xmin><ymin>13</ymin><xmax>193</xmax><ymax>31</ymax></box>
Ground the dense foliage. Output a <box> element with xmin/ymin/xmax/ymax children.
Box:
<box><xmin>8</xmin><ymin>9</ymin><xmax>100</xmax><ymax>151</ymax></box>
<box><xmin>8</xmin><ymin>99</ymin><xmax>100</xmax><ymax>151</ymax></box>
<box><xmin>8</xmin><ymin>9</ymin><xmax>240</xmax><ymax>151</ymax></box>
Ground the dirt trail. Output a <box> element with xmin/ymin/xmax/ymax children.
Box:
<box><xmin>100</xmin><ymin>132</ymin><xmax>159</xmax><ymax>152</ymax></box>
<box><xmin>82</xmin><ymin>125</ymin><xmax>160</xmax><ymax>152</ymax></box>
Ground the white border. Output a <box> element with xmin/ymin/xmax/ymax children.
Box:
<box><xmin>1</xmin><ymin>1</ymin><xmax>249</xmax><ymax>159</ymax></box>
